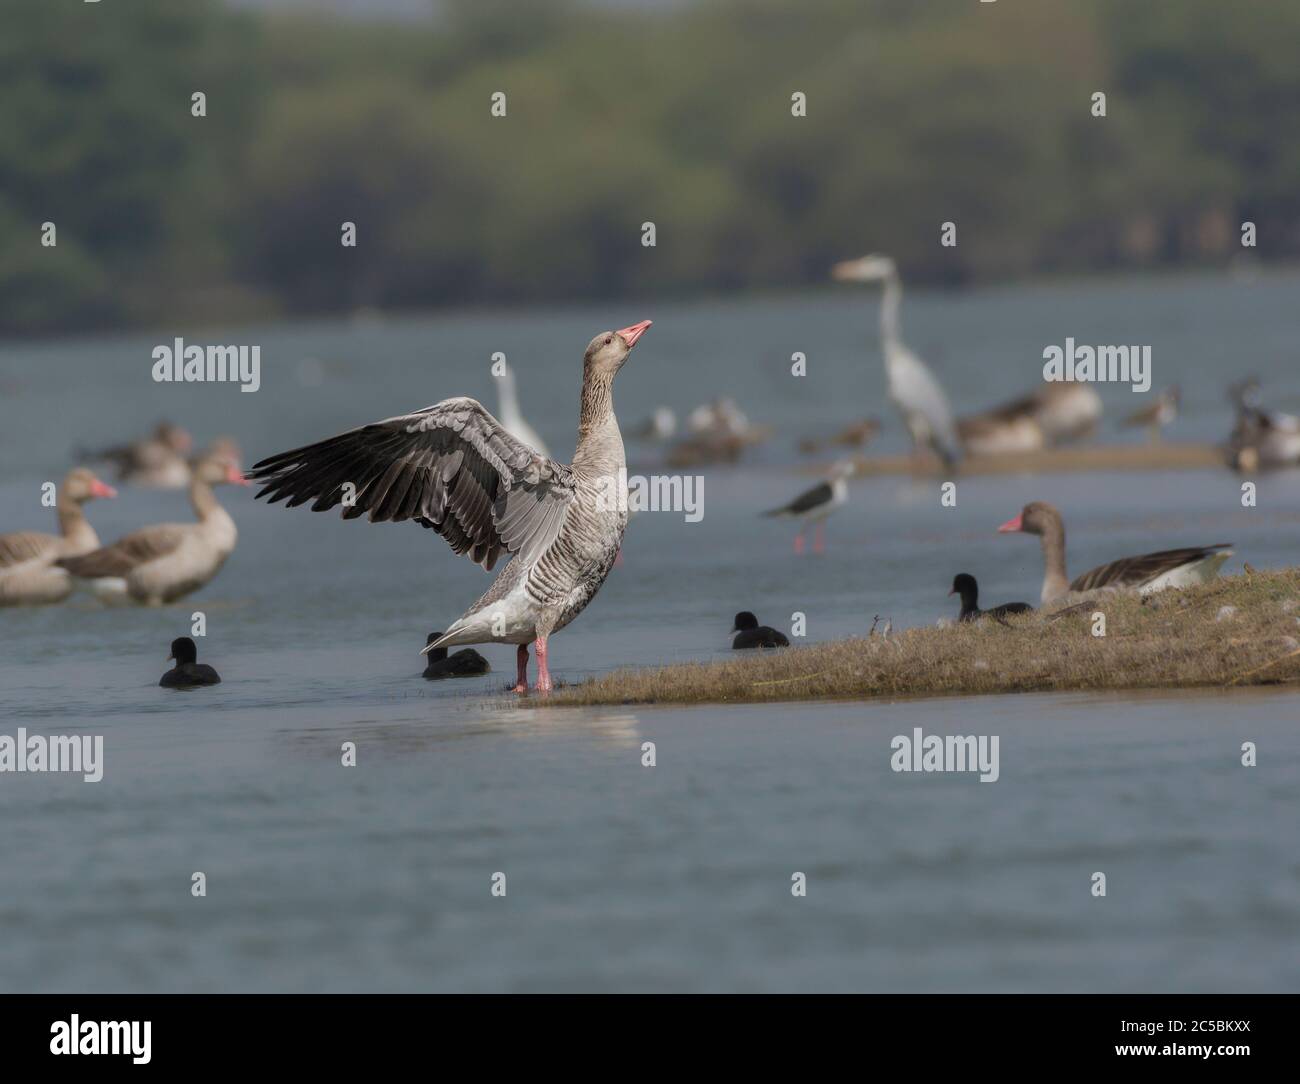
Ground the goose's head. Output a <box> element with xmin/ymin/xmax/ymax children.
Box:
<box><xmin>831</xmin><ymin>254</ymin><xmax>897</xmax><ymax>284</ymax></box>
<box><xmin>62</xmin><ymin>467</ymin><xmax>117</xmax><ymax>503</ymax></box>
<box><xmin>584</xmin><ymin>320</ymin><xmax>652</xmax><ymax>378</ymax></box>
<box><xmin>156</xmin><ymin>422</ymin><xmax>193</xmax><ymax>454</ymax></box>
<box><xmin>998</xmin><ymin>501</ymin><xmax>1062</xmax><ymax>537</ymax></box>
<box><xmin>193</xmin><ymin>451</ymin><xmax>250</xmax><ymax>487</ymax></box>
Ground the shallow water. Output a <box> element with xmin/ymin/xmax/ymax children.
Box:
<box><xmin>1</xmin><ymin>272</ymin><xmax>1298</xmax><ymax>991</ymax></box>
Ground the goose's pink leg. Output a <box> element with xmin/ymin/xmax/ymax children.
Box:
<box><xmin>793</xmin><ymin>532</ymin><xmax>806</xmax><ymax>555</ymax></box>
<box><xmin>533</xmin><ymin>637</ymin><xmax>553</xmax><ymax>693</ymax></box>
<box><xmin>813</xmin><ymin>521</ymin><xmax>826</xmax><ymax>554</ymax></box>
<box><xmin>512</xmin><ymin>644</ymin><xmax>529</xmax><ymax>694</ymax></box>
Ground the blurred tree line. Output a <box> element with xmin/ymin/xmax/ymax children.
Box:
<box><xmin>2</xmin><ymin>0</ymin><xmax>1297</xmax><ymax>335</ymax></box>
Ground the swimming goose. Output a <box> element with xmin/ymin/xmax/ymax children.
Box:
<box><xmin>422</xmin><ymin>632</ymin><xmax>490</xmax><ymax>679</ymax></box>
<box><xmin>997</xmin><ymin>501</ymin><xmax>1232</xmax><ymax>605</ymax></box>
<box><xmin>247</xmin><ymin>320</ymin><xmax>653</xmax><ymax>693</ymax></box>
<box><xmin>831</xmin><ymin>254</ymin><xmax>962</xmax><ymax>468</ymax></box>
<box><xmin>949</xmin><ymin>573</ymin><xmax>1032</xmax><ymax>623</ymax></box>
<box><xmin>160</xmin><ymin>637</ymin><xmax>221</xmax><ymax>687</ymax></box>
<box><xmin>0</xmin><ymin>468</ymin><xmax>117</xmax><ymax>606</ymax></box>
<box><xmin>763</xmin><ymin>460</ymin><xmax>853</xmax><ymax>554</ymax></box>
<box><xmin>87</xmin><ymin>421</ymin><xmax>194</xmax><ymax>488</ymax></box>
<box><xmin>59</xmin><ymin>451</ymin><xmax>249</xmax><ymax>605</ymax></box>
<box><xmin>731</xmin><ymin>612</ymin><xmax>790</xmax><ymax>649</ymax></box>
<box><xmin>495</xmin><ymin>361</ymin><xmax>550</xmax><ymax>456</ymax></box>
<box><xmin>1121</xmin><ymin>386</ymin><xmax>1180</xmax><ymax>442</ymax></box>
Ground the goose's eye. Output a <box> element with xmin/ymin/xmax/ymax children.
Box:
<box><xmin>604</xmin><ymin>337</ymin><xmax>612</xmax><ymax>346</ymax></box>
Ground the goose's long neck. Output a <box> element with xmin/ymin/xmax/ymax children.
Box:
<box><xmin>190</xmin><ymin>477</ymin><xmax>238</xmax><ymax>553</ymax></box>
<box><xmin>572</xmin><ymin>369</ymin><xmax>623</xmax><ymax>475</ymax></box>
<box><xmin>879</xmin><ymin>273</ymin><xmax>903</xmax><ymax>352</ymax></box>
<box><xmin>1038</xmin><ymin>520</ymin><xmax>1070</xmax><ymax>603</ymax></box>
<box><xmin>57</xmin><ymin>498</ymin><xmax>98</xmax><ymax>551</ymax></box>
<box><xmin>189</xmin><ymin>477</ymin><xmax>231</xmax><ymax>528</ymax></box>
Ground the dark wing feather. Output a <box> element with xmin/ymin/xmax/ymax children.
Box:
<box><xmin>58</xmin><ymin>526</ymin><xmax>188</xmax><ymax>578</ymax></box>
<box><xmin>765</xmin><ymin>481</ymin><xmax>833</xmax><ymax>517</ymax></box>
<box><xmin>1070</xmin><ymin>545</ymin><xmax>1232</xmax><ymax>593</ymax></box>
<box><xmin>246</xmin><ymin>398</ymin><xmax>575</xmax><ymax>572</ymax></box>
<box><xmin>987</xmin><ymin>601</ymin><xmax>1033</xmax><ymax>619</ymax></box>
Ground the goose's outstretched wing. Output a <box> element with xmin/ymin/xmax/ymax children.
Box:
<box><xmin>247</xmin><ymin>397</ymin><xmax>576</xmax><ymax>572</ymax></box>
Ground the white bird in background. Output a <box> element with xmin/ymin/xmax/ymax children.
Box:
<box><xmin>1226</xmin><ymin>378</ymin><xmax>1300</xmax><ymax>470</ymax></box>
<box><xmin>494</xmin><ymin>361</ymin><xmax>550</xmax><ymax>457</ymax></box>
<box><xmin>831</xmin><ymin>254</ymin><xmax>963</xmax><ymax>468</ymax></box>
<box><xmin>688</xmin><ymin>397</ymin><xmax>751</xmax><ymax>438</ymax></box>
<box><xmin>762</xmin><ymin>459</ymin><xmax>854</xmax><ymax>555</ymax></box>
<box><xmin>630</xmin><ymin>406</ymin><xmax>677</xmax><ymax>442</ymax></box>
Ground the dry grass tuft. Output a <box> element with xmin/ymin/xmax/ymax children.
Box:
<box><xmin>545</xmin><ymin>570</ymin><xmax>1300</xmax><ymax>708</ymax></box>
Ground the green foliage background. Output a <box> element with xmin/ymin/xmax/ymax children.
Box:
<box><xmin>3</xmin><ymin>0</ymin><xmax>1296</xmax><ymax>334</ymax></box>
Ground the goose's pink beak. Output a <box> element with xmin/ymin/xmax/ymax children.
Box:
<box><xmin>616</xmin><ymin>320</ymin><xmax>652</xmax><ymax>349</ymax></box>
<box><xmin>226</xmin><ymin>464</ymin><xmax>252</xmax><ymax>486</ymax></box>
<box><xmin>89</xmin><ymin>479</ymin><xmax>118</xmax><ymax>499</ymax></box>
<box><xmin>998</xmin><ymin>514</ymin><xmax>1024</xmax><ymax>533</ymax></box>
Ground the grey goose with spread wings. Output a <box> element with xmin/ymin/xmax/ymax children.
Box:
<box><xmin>247</xmin><ymin>321</ymin><xmax>652</xmax><ymax>693</ymax></box>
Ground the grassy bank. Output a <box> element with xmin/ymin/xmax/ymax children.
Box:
<box><xmin>546</xmin><ymin>570</ymin><xmax>1300</xmax><ymax>707</ymax></box>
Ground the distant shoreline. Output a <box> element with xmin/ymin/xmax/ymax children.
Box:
<box><xmin>540</xmin><ymin>570</ymin><xmax>1300</xmax><ymax>708</ymax></box>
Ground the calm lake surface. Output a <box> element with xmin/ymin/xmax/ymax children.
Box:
<box><xmin>1</xmin><ymin>271</ymin><xmax>1298</xmax><ymax>991</ymax></box>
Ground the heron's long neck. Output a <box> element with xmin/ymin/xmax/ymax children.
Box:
<box><xmin>879</xmin><ymin>274</ymin><xmax>903</xmax><ymax>351</ymax></box>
